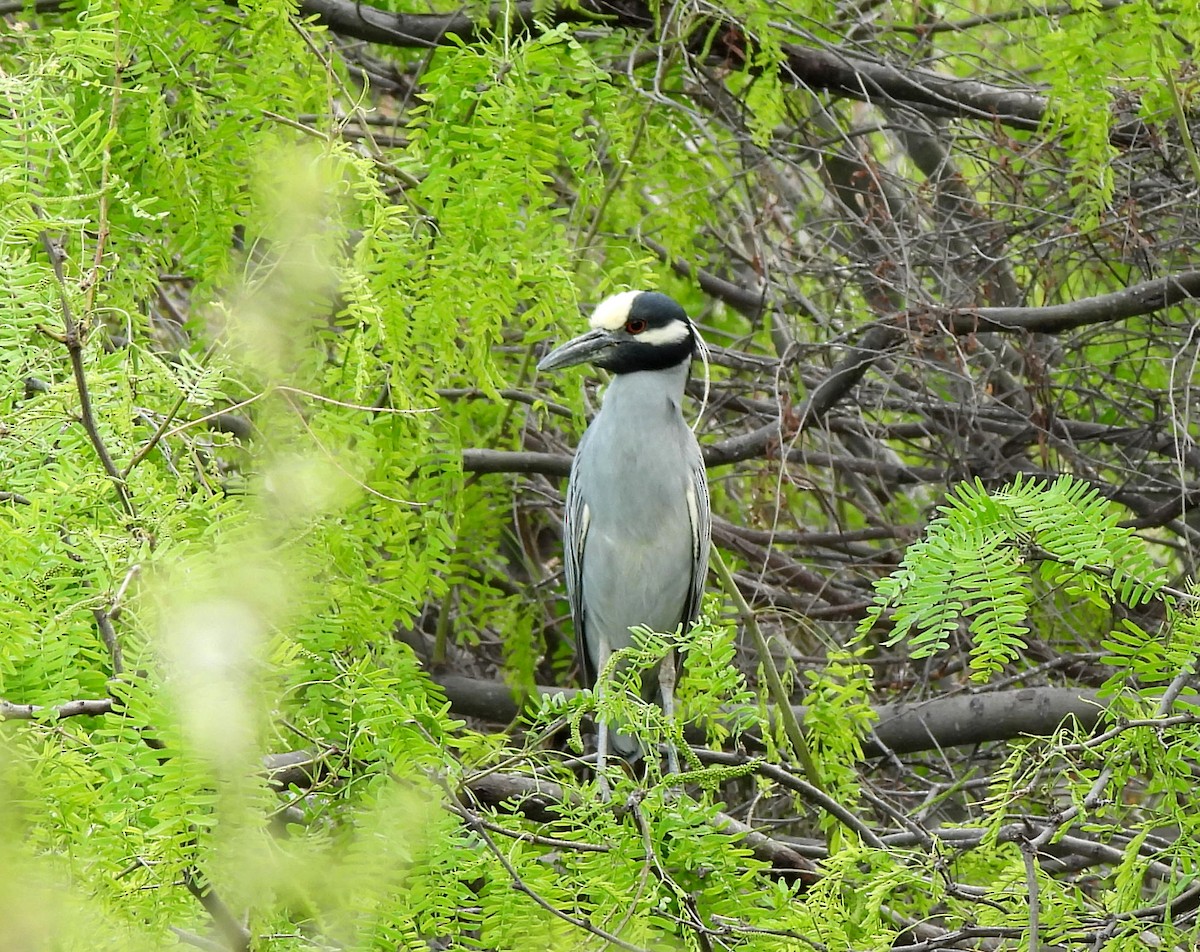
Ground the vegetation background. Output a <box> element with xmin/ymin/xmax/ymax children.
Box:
<box><xmin>1</xmin><ymin>0</ymin><xmax>1199</xmax><ymax>948</ymax></box>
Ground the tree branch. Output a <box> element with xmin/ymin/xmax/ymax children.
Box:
<box><xmin>38</xmin><ymin>230</ymin><xmax>138</xmax><ymax>520</ymax></box>
<box><xmin>93</xmin><ymin>607</ymin><xmax>124</xmax><ymax>677</ymax></box>
<box><xmin>463</xmin><ymin>448</ymin><xmax>568</xmax><ymax>477</ymax></box>
<box><xmin>0</xmin><ymin>697</ymin><xmax>116</xmax><ymax>720</ymax></box>
<box><xmin>181</xmin><ymin>868</ymin><xmax>251</xmax><ymax>952</ymax></box>
<box><xmin>790</xmin><ymin>271</ymin><xmax>1200</xmax><ymax>438</ymax></box>
<box><xmin>936</xmin><ymin>270</ymin><xmax>1200</xmax><ymax>334</ymax></box>
<box><xmin>638</xmin><ymin>235</ymin><xmax>766</xmax><ymax>318</ymax></box>
<box><xmin>434</xmin><ymin>674</ymin><xmax>1104</xmax><ymax>756</ymax></box>
<box><xmin>271</xmin><ymin>0</ymin><xmax>1144</xmax><ymax>143</ymax></box>
<box><xmin>278</xmin><ymin>0</ymin><xmax>554</xmax><ymax>48</ymax></box>
<box><xmin>463</xmin><ymin>770</ymin><xmax>817</xmax><ymax>885</ymax></box>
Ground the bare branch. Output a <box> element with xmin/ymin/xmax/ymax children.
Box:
<box><xmin>638</xmin><ymin>235</ymin><xmax>766</xmax><ymax>318</ymax></box>
<box><xmin>93</xmin><ymin>607</ymin><xmax>124</xmax><ymax>677</ymax></box>
<box><xmin>463</xmin><ymin>448</ymin><xmax>568</xmax><ymax>477</ymax></box>
<box><xmin>463</xmin><ymin>771</ymin><xmax>817</xmax><ymax>885</ymax></box>
<box><xmin>181</xmin><ymin>869</ymin><xmax>251</xmax><ymax>952</ymax></box>
<box><xmin>0</xmin><ymin>697</ymin><xmax>116</xmax><ymax>719</ymax></box>
<box><xmin>37</xmin><ymin>230</ymin><xmax>138</xmax><ymax>520</ymax></box>
<box><xmin>936</xmin><ymin>270</ymin><xmax>1200</xmax><ymax>333</ymax></box>
<box><xmin>434</xmin><ymin>674</ymin><xmax>1105</xmax><ymax>756</ymax></box>
<box><xmin>280</xmin><ymin>0</ymin><xmax>553</xmax><ymax>48</ymax></box>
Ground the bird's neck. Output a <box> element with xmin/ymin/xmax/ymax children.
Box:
<box><xmin>601</xmin><ymin>360</ymin><xmax>691</xmax><ymax>416</ymax></box>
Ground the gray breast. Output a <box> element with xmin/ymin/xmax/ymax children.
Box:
<box><xmin>572</xmin><ymin>383</ymin><xmax>701</xmax><ymax>655</ymax></box>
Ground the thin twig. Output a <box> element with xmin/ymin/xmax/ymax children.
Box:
<box><xmin>122</xmin><ymin>347</ymin><xmax>215</xmax><ymax>478</ymax></box>
<box><xmin>693</xmin><ymin>748</ymin><xmax>885</xmax><ymax>850</ymax></box>
<box><xmin>37</xmin><ymin>229</ymin><xmax>137</xmax><ymax>520</ymax></box>
<box><xmin>448</xmin><ymin>786</ymin><xmax>653</xmax><ymax>952</ymax></box>
<box><xmin>710</xmin><ymin>549</ymin><xmax>823</xmax><ymax>791</ymax></box>
<box><xmin>444</xmin><ymin>801</ymin><xmax>610</xmax><ymax>852</ymax></box>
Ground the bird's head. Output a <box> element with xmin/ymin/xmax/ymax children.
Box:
<box><xmin>537</xmin><ymin>290</ymin><xmax>701</xmax><ymax>375</ymax></box>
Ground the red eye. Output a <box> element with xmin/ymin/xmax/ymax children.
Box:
<box><xmin>625</xmin><ymin>318</ymin><xmax>647</xmax><ymax>334</ymax></box>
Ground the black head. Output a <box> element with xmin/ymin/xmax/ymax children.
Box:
<box><xmin>537</xmin><ymin>291</ymin><xmax>698</xmax><ymax>375</ymax></box>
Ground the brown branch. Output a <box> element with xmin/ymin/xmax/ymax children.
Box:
<box><xmin>888</xmin><ymin>0</ymin><xmax>1134</xmax><ymax>36</ymax></box>
<box><xmin>463</xmin><ymin>771</ymin><xmax>578</xmax><ymax>824</ymax></box>
<box><xmin>448</xmin><ymin>780</ymin><xmax>655</xmax><ymax>952</ymax></box>
<box><xmin>438</xmin><ymin>387</ymin><xmax>574</xmax><ymax>418</ymax></box>
<box><xmin>34</xmin><ymin>0</ymin><xmax>1148</xmax><ymax>151</ymax></box>
<box><xmin>693</xmin><ymin>748</ymin><xmax>886</xmax><ymax>849</ymax></box>
<box><xmin>262</xmin><ymin>748</ymin><xmax>338</xmax><ymax>791</ymax></box>
<box><xmin>710</xmin><ymin>520</ymin><xmax>865</xmax><ymax>610</ymax></box>
<box><xmin>0</xmin><ymin>0</ymin><xmax>69</xmax><ymax>11</ymax></box>
<box><xmin>462</xmin><ymin>440</ymin><xmax>941</xmax><ymax>480</ymax></box>
<box><xmin>739</xmin><ymin>271</ymin><xmax>1200</xmax><ymax>452</ymax></box>
<box><xmin>743</xmin><ymin>32</ymin><xmax>1145</xmax><ymax>148</ymax></box>
<box><xmin>868</xmin><ymin>687</ymin><xmax>1103</xmax><ymax>756</ymax></box>
<box><xmin>38</xmin><ymin>230</ymin><xmax>138</xmax><ymax>520</ymax></box>
<box><xmin>708</xmin><ymin>810</ymin><xmax>817</xmax><ymax>885</ymax></box>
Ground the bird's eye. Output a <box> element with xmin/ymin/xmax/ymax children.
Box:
<box><xmin>625</xmin><ymin>318</ymin><xmax>648</xmax><ymax>335</ymax></box>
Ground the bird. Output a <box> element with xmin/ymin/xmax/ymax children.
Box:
<box><xmin>538</xmin><ymin>290</ymin><xmax>711</xmax><ymax>784</ymax></box>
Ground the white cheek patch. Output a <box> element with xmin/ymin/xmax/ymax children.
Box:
<box><xmin>589</xmin><ymin>290</ymin><xmax>642</xmax><ymax>331</ymax></box>
<box><xmin>636</xmin><ymin>320</ymin><xmax>692</xmax><ymax>347</ymax></box>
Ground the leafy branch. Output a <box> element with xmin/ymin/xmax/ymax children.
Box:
<box><xmin>859</xmin><ymin>475</ymin><xmax>1168</xmax><ymax>680</ymax></box>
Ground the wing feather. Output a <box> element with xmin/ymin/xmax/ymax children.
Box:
<box><xmin>683</xmin><ymin>453</ymin><xmax>712</xmax><ymax>627</ymax></box>
<box><xmin>562</xmin><ymin>449</ymin><xmax>595</xmax><ymax>684</ymax></box>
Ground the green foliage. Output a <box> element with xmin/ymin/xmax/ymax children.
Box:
<box><xmin>800</xmin><ymin>650</ymin><xmax>874</xmax><ymax>806</ymax></box>
<box><xmin>3</xmin><ymin>0</ymin><xmax>1200</xmax><ymax>949</ymax></box>
<box><xmin>860</xmin><ymin>474</ymin><xmax>1167</xmax><ymax>680</ymax></box>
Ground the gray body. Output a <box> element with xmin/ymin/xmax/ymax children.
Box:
<box><xmin>563</xmin><ymin>362</ymin><xmax>710</xmax><ymax>758</ymax></box>
<box><xmin>538</xmin><ymin>289</ymin><xmax>711</xmax><ymax>769</ymax></box>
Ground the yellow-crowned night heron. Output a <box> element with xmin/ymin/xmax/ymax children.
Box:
<box><xmin>538</xmin><ymin>290</ymin><xmax>711</xmax><ymax>783</ymax></box>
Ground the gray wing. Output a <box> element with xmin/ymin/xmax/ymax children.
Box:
<box><xmin>684</xmin><ymin>451</ymin><xmax>712</xmax><ymax>627</ymax></box>
<box><xmin>561</xmin><ymin>442</ymin><xmax>595</xmax><ymax>684</ymax></box>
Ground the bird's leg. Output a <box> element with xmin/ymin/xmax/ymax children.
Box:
<box><xmin>659</xmin><ymin>647</ymin><xmax>680</xmax><ymax>777</ymax></box>
<box><xmin>595</xmin><ymin>708</ymin><xmax>611</xmax><ymax>801</ymax></box>
<box><xmin>595</xmin><ymin>641</ymin><xmax>612</xmax><ymax>801</ymax></box>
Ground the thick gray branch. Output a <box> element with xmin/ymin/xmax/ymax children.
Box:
<box><xmin>434</xmin><ymin>675</ymin><xmax>1103</xmax><ymax>756</ymax></box>
<box><xmin>938</xmin><ymin>270</ymin><xmax>1200</xmax><ymax>333</ymax></box>
<box><xmin>463</xmin><ymin>770</ymin><xmax>816</xmax><ymax>883</ymax></box>
<box><xmin>0</xmin><ymin>697</ymin><xmax>116</xmax><ymax>719</ymax></box>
